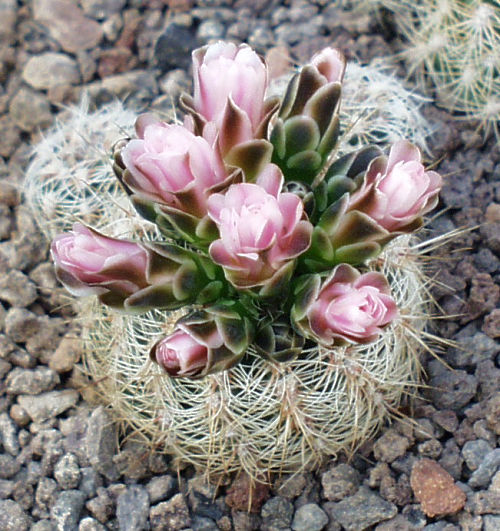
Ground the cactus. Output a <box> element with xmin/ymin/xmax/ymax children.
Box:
<box><xmin>353</xmin><ymin>0</ymin><xmax>500</xmax><ymax>140</ymax></box>
<box><xmin>25</xmin><ymin>54</ymin><xmax>441</xmax><ymax>481</ymax></box>
<box><xmin>80</xmin><ymin>234</ymin><xmax>428</xmax><ymax>478</ymax></box>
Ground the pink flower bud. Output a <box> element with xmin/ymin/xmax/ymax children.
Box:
<box><xmin>348</xmin><ymin>140</ymin><xmax>442</xmax><ymax>232</ymax></box>
<box><xmin>192</xmin><ymin>41</ymin><xmax>267</xmax><ymax>137</ymax></box>
<box><xmin>307</xmin><ymin>264</ymin><xmax>398</xmax><ymax>345</ymax></box>
<box><xmin>207</xmin><ymin>165</ymin><xmax>312</xmax><ymax>288</ymax></box>
<box><xmin>152</xmin><ymin>329</ymin><xmax>210</xmax><ymax>378</ymax></box>
<box><xmin>310</xmin><ymin>47</ymin><xmax>346</xmax><ymax>84</ymax></box>
<box><xmin>51</xmin><ymin>223</ymin><xmax>148</xmax><ymax>297</ymax></box>
<box><xmin>121</xmin><ymin>120</ymin><xmax>226</xmax><ymax>217</ymax></box>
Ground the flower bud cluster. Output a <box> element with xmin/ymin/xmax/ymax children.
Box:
<box><xmin>51</xmin><ymin>41</ymin><xmax>442</xmax><ymax>379</ymax></box>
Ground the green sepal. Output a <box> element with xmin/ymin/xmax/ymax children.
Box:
<box><xmin>304</xmin><ymin>82</ymin><xmax>341</xmax><ymax>135</ymax></box>
<box><xmin>325</xmin><ymin>175</ymin><xmax>357</xmax><ymax>205</ymax></box>
<box><xmin>130</xmin><ymin>195</ymin><xmax>158</xmax><ymax>224</ymax></box>
<box><xmin>254</xmin><ymin>320</ymin><xmax>305</xmax><ymax>363</ymax></box>
<box><xmin>172</xmin><ymin>261</ymin><xmax>202</xmax><ymax>301</ymax></box>
<box><xmin>225</xmin><ymin>139</ymin><xmax>273</xmax><ymax>183</ymax></box>
<box><xmin>330</xmin><ymin>210</ymin><xmax>389</xmax><ymax>248</ymax></box>
<box><xmin>317</xmin><ymin>193</ymin><xmax>349</xmax><ymax>234</ymax></box>
<box><xmin>307</xmin><ymin>226</ymin><xmax>335</xmax><ymax>263</ymax></box>
<box><xmin>317</xmin><ymin>114</ymin><xmax>340</xmax><ymax>160</ymax></box>
<box><xmin>270</xmin><ymin>118</ymin><xmax>286</xmax><ymax>160</ymax></box>
<box><xmin>258</xmin><ymin>260</ymin><xmax>296</xmax><ymax>299</ymax></box>
<box><xmin>287</xmin><ymin>150</ymin><xmax>322</xmax><ymax>173</ymax></box>
<box><xmin>281</xmin><ymin>66</ymin><xmax>324</xmax><ymax>119</ymax></box>
<box><xmin>196</xmin><ymin>281</ymin><xmax>224</xmax><ymax>305</ymax></box>
<box><xmin>291</xmin><ymin>274</ymin><xmax>321</xmax><ymax>322</ymax></box>
<box><xmin>98</xmin><ymin>291</ymin><xmax>127</xmax><ymax>310</ymax></box>
<box><xmin>284</xmin><ymin>116</ymin><xmax>320</xmax><ymax>156</ymax></box>
<box><xmin>334</xmin><ymin>242</ymin><xmax>382</xmax><ymax>265</ymax></box>
<box><xmin>124</xmin><ymin>284</ymin><xmax>180</xmax><ymax>311</ymax></box>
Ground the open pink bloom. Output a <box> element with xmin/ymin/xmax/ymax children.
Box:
<box><xmin>310</xmin><ymin>47</ymin><xmax>346</xmax><ymax>84</ymax></box>
<box><xmin>152</xmin><ymin>329</ymin><xmax>212</xmax><ymax>378</ymax></box>
<box><xmin>207</xmin><ymin>165</ymin><xmax>312</xmax><ymax>288</ymax></box>
<box><xmin>192</xmin><ymin>41</ymin><xmax>267</xmax><ymax>139</ymax></box>
<box><xmin>347</xmin><ymin>140</ymin><xmax>442</xmax><ymax>232</ymax></box>
<box><xmin>308</xmin><ymin>264</ymin><xmax>398</xmax><ymax>345</ymax></box>
<box><xmin>121</xmin><ymin>120</ymin><xmax>226</xmax><ymax>217</ymax></box>
<box><xmin>51</xmin><ymin>223</ymin><xmax>148</xmax><ymax>297</ymax></box>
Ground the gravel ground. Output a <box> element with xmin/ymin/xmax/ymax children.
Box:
<box><xmin>0</xmin><ymin>1</ymin><xmax>499</xmax><ymax>530</ymax></box>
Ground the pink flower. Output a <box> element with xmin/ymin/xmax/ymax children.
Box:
<box><xmin>310</xmin><ymin>47</ymin><xmax>346</xmax><ymax>84</ymax></box>
<box><xmin>207</xmin><ymin>165</ymin><xmax>312</xmax><ymax>289</ymax></box>
<box><xmin>307</xmin><ymin>264</ymin><xmax>398</xmax><ymax>345</ymax></box>
<box><xmin>121</xmin><ymin>118</ymin><xmax>226</xmax><ymax>217</ymax></box>
<box><xmin>51</xmin><ymin>223</ymin><xmax>148</xmax><ymax>297</ymax></box>
<box><xmin>152</xmin><ymin>329</ymin><xmax>211</xmax><ymax>378</ymax></box>
<box><xmin>192</xmin><ymin>41</ymin><xmax>267</xmax><ymax>139</ymax></box>
<box><xmin>347</xmin><ymin>140</ymin><xmax>442</xmax><ymax>232</ymax></box>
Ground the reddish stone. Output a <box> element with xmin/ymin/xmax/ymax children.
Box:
<box><xmin>225</xmin><ymin>472</ymin><xmax>269</xmax><ymax>513</ymax></box>
<box><xmin>410</xmin><ymin>458</ymin><xmax>466</xmax><ymax>517</ymax></box>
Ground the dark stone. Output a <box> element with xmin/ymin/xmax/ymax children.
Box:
<box><xmin>261</xmin><ymin>496</ymin><xmax>294</xmax><ymax>531</ymax></box>
<box><xmin>116</xmin><ymin>485</ymin><xmax>150</xmax><ymax>531</ymax></box>
<box><xmin>153</xmin><ymin>24</ymin><xmax>198</xmax><ymax>72</ymax></box>
<box><xmin>373</xmin><ymin>429</ymin><xmax>410</xmax><ymax>463</ymax></box>
<box><xmin>325</xmin><ymin>487</ymin><xmax>397</xmax><ymax>531</ymax></box>
<box><xmin>428</xmin><ymin>363</ymin><xmax>477</xmax><ymax>411</ymax></box>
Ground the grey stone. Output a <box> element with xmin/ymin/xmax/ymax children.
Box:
<box><xmin>327</xmin><ymin>487</ymin><xmax>397</xmax><ymax>531</ymax></box>
<box><xmin>0</xmin><ymin>411</ymin><xmax>19</xmax><ymax>455</ymax></box>
<box><xmin>54</xmin><ymin>453</ymin><xmax>81</xmax><ymax>490</ymax></box>
<box><xmin>146</xmin><ymin>474</ymin><xmax>177</xmax><ymax>504</ymax></box>
<box><xmin>0</xmin><ymin>0</ymin><xmax>17</xmax><ymax>42</ymax></box>
<box><xmin>445</xmin><ymin>330</ymin><xmax>499</xmax><ymax>367</ymax></box>
<box><xmin>113</xmin><ymin>441</ymin><xmax>149</xmax><ymax>480</ymax></box>
<box><xmin>49</xmin><ymin>335</ymin><xmax>83</xmax><ymax>373</ymax></box>
<box><xmin>22</xmin><ymin>53</ymin><xmax>80</xmax><ymax>90</ymax></box>
<box><xmin>469</xmin><ymin>449</ymin><xmax>500</xmax><ymax>488</ymax></box>
<box><xmin>9</xmin><ymin>88</ymin><xmax>52</xmax><ymax>132</ymax></box>
<box><xmin>428</xmin><ymin>367</ymin><xmax>477</xmax><ymax>411</ymax></box>
<box><xmin>0</xmin><ymin>454</ymin><xmax>20</xmax><ymax>479</ymax></box>
<box><xmin>468</xmin><ymin>490</ymin><xmax>500</xmax><ymax>514</ymax></box>
<box><xmin>273</xmin><ymin>473</ymin><xmax>307</xmax><ymax>500</ymax></box>
<box><xmin>79</xmin><ymin>467</ymin><xmax>102</xmax><ymax>498</ymax></box>
<box><xmin>6</xmin><ymin>366</ymin><xmax>59</xmax><ymax>395</ymax></box>
<box><xmin>0</xmin><ymin>358</ymin><xmax>11</xmax><ymax>378</ymax></box>
<box><xmin>292</xmin><ymin>503</ymin><xmax>328</xmax><ymax>531</ymax></box>
<box><xmin>373</xmin><ymin>429</ymin><xmax>410</xmax><ymax>463</ymax></box>
<box><xmin>86</xmin><ymin>488</ymin><xmax>114</xmax><ymax>524</ymax></box>
<box><xmin>17</xmin><ymin>390</ymin><xmax>79</xmax><ymax>423</ymax></box>
<box><xmin>31</xmin><ymin>521</ymin><xmax>55</xmax><ymax>531</ymax></box>
<box><xmin>4</xmin><ymin>308</ymin><xmax>41</xmax><ymax>343</ymax></box>
<box><xmin>0</xmin><ymin>500</ymin><xmax>31</xmax><ymax>531</ymax></box>
<box><xmin>321</xmin><ymin>464</ymin><xmax>360</xmax><ymax>501</ymax></box>
<box><xmin>0</xmin><ymin>479</ymin><xmax>14</xmax><ymax>498</ymax></box>
<box><xmin>188</xmin><ymin>476</ymin><xmax>223</xmax><ymax>520</ymax></box>
<box><xmin>231</xmin><ymin>510</ymin><xmax>262</xmax><ymax>531</ymax></box>
<box><xmin>0</xmin><ymin>270</ymin><xmax>37</xmax><ymax>308</ymax></box>
<box><xmin>484</xmin><ymin>515</ymin><xmax>500</xmax><ymax>531</ymax></box>
<box><xmin>197</xmin><ymin>19</ymin><xmax>225</xmax><ymax>40</ymax></box>
<box><xmin>79</xmin><ymin>517</ymin><xmax>107</xmax><ymax>531</ymax></box>
<box><xmin>462</xmin><ymin>439</ymin><xmax>494</xmax><ymax>471</ymax></box>
<box><xmin>50</xmin><ymin>490</ymin><xmax>86</xmax><ymax>530</ymax></box>
<box><xmin>261</xmin><ymin>496</ymin><xmax>294</xmax><ymax>530</ymax></box>
<box><xmin>81</xmin><ymin>0</ymin><xmax>126</xmax><ymax>19</ymax></box>
<box><xmin>150</xmin><ymin>494</ymin><xmax>191</xmax><ymax>531</ymax></box>
<box><xmin>85</xmin><ymin>407</ymin><xmax>119</xmax><ymax>481</ymax></box>
<box><xmin>34</xmin><ymin>0</ymin><xmax>103</xmax><ymax>53</ymax></box>
<box><xmin>31</xmin><ymin>522</ymin><xmax>56</xmax><ymax>531</ymax></box>
<box><xmin>191</xmin><ymin>515</ymin><xmax>219</xmax><ymax>530</ymax></box>
<box><xmin>35</xmin><ymin>477</ymin><xmax>59</xmax><ymax>514</ymax></box>
<box><xmin>154</xmin><ymin>23</ymin><xmax>198</xmax><ymax>72</ymax></box>
<box><xmin>116</xmin><ymin>485</ymin><xmax>149</xmax><ymax>531</ymax></box>
<box><xmin>439</xmin><ymin>439</ymin><xmax>463</xmax><ymax>480</ymax></box>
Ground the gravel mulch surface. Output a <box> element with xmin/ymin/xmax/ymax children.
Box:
<box><xmin>0</xmin><ymin>1</ymin><xmax>499</xmax><ymax>530</ymax></box>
